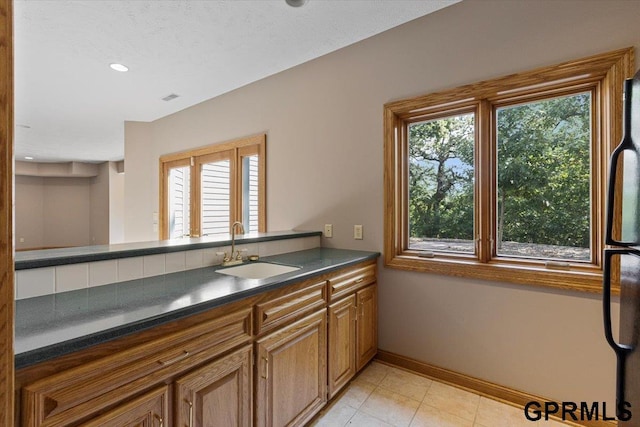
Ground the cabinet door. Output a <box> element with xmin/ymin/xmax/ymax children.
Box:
<box><xmin>328</xmin><ymin>295</ymin><xmax>356</xmax><ymax>398</ymax></box>
<box><xmin>256</xmin><ymin>310</ymin><xmax>327</xmax><ymax>427</ymax></box>
<box><xmin>79</xmin><ymin>386</ymin><xmax>168</xmax><ymax>427</ymax></box>
<box><xmin>175</xmin><ymin>345</ymin><xmax>253</xmax><ymax>427</ymax></box>
<box><xmin>356</xmin><ymin>284</ymin><xmax>377</xmax><ymax>371</ymax></box>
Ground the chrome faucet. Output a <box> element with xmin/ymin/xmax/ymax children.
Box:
<box><xmin>222</xmin><ymin>221</ymin><xmax>245</xmax><ymax>266</ymax></box>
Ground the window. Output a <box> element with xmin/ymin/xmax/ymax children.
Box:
<box><xmin>495</xmin><ymin>93</ymin><xmax>592</xmax><ymax>261</ymax></box>
<box><xmin>408</xmin><ymin>111</ymin><xmax>476</xmax><ymax>254</ymax></box>
<box><xmin>384</xmin><ymin>48</ymin><xmax>633</xmax><ymax>292</ymax></box>
<box><xmin>160</xmin><ymin>134</ymin><xmax>266</xmax><ymax>239</ymax></box>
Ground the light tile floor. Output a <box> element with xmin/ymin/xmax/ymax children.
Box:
<box><xmin>310</xmin><ymin>361</ymin><xmax>570</xmax><ymax>427</ymax></box>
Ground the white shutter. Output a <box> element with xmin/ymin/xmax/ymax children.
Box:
<box><xmin>201</xmin><ymin>160</ymin><xmax>231</xmax><ymax>236</ymax></box>
<box><xmin>168</xmin><ymin>166</ymin><xmax>190</xmax><ymax>239</ymax></box>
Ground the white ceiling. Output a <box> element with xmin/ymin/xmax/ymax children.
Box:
<box><xmin>14</xmin><ymin>0</ymin><xmax>459</xmax><ymax>163</ymax></box>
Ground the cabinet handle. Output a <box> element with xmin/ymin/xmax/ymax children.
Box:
<box><xmin>155</xmin><ymin>415</ymin><xmax>164</xmax><ymax>427</ymax></box>
<box><xmin>262</xmin><ymin>356</ymin><xmax>269</xmax><ymax>379</ymax></box>
<box><xmin>157</xmin><ymin>350</ymin><xmax>190</xmax><ymax>366</ymax></box>
<box><xmin>354</xmin><ymin>278</ymin><xmax>364</xmax><ymax>284</ymax></box>
<box><xmin>186</xmin><ymin>399</ymin><xmax>194</xmax><ymax>427</ymax></box>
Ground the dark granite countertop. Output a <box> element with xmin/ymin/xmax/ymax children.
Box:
<box><xmin>15</xmin><ymin>230</ymin><xmax>322</xmax><ymax>270</ymax></box>
<box><xmin>15</xmin><ymin>247</ymin><xmax>379</xmax><ymax>369</ymax></box>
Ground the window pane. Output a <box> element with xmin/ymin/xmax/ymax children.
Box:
<box><xmin>168</xmin><ymin>165</ymin><xmax>190</xmax><ymax>239</ymax></box>
<box><xmin>496</xmin><ymin>92</ymin><xmax>591</xmax><ymax>261</ymax></box>
<box><xmin>408</xmin><ymin>113</ymin><xmax>475</xmax><ymax>253</ymax></box>
<box><xmin>242</xmin><ymin>155</ymin><xmax>260</xmax><ymax>233</ymax></box>
<box><xmin>201</xmin><ymin>160</ymin><xmax>230</xmax><ymax>236</ymax></box>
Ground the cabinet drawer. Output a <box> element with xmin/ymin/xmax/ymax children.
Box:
<box><xmin>79</xmin><ymin>385</ymin><xmax>169</xmax><ymax>427</ymax></box>
<box><xmin>22</xmin><ymin>307</ymin><xmax>252</xmax><ymax>427</ymax></box>
<box><xmin>328</xmin><ymin>263</ymin><xmax>376</xmax><ymax>301</ymax></box>
<box><xmin>255</xmin><ymin>280</ymin><xmax>327</xmax><ymax>335</ymax></box>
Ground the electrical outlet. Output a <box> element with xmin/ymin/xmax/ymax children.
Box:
<box><xmin>324</xmin><ymin>224</ymin><xmax>333</xmax><ymax>238</ymax></box>
<box><xmin>354</xmin><ymin>225</ymin><xmax>363</xmax><ymax>240</ymax></box>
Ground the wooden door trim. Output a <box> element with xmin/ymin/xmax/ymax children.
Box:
<box><xmin>159</xmin><ymin>157</ymin><xmax>191</xmax><ymax>240</ymax></box>
<box><xmin>0</xmin><ymin>0</ymin><xmax>14</xmax><ymax>425</ymax></box>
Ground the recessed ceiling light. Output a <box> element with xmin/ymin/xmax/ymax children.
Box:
<box><xmin>24</xmin><ymin>156</ymin><xmax>34</xmax><ymax>160</ymax></box>
<box><xmin>286</xmin><ymin>0</ymin><xmax>307</xmax><ymax>7</ymax></box>
<box><xmin>109</xmin><ymin>63</ymin><xmax>129</xmax><ymax>72</ymax></box>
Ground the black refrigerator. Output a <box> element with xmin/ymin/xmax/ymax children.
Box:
<box><xmin>603</xmin><ymin>68</ymin><xmax>640</xmax><ymax>425</ymax></box>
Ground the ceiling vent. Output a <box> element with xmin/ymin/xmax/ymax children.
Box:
<box><xmin>162</xmin><ymin>93</ymin><xmax>180</xmax><ymax>102</ymax></box>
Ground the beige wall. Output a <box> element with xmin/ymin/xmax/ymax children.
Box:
<box><xmin>15</xmin><ymin>175</ymin><xmax>92</xmax><ymax>249</ymax></box>
<box><xmin>15</xmin><ymin>161</ymin><xmax>122</xmax><ymax>249</ymax></box>
<box><xmin>109</xmin><ymin>162</ymin><xmax>125</xmax><ymax>244</ymax></box>
<box><xmin>124</xmin><ymin>122</ymin><xmax>154</xmax><ymax>242</ymax></box>
<box><xmin>14</xmin><ymin>176</ymin><xmax>45</xmax><ymax>250</ymax></box>
<box><xmin>41</xmin><ymin>177</ymin><xmax>92</xmax><ymax>248</ymax></box>
<box><xmin>90</xmin><ymin>162</ymin><xmax>110</xmax><ymax>245</ymax></box>
<box><xmin>124</xmin><ymin>0</ymin><xmax>640</xmax><ymax>403</ymax></box>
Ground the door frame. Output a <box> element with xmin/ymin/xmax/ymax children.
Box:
<box><xmin>0</xmin><ymin>0</ymin><xmax>15</xmax><ymax>425</ymax></box>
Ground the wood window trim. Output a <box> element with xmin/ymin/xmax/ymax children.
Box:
<box><xmin>237</xmin><ymin>143</ymin><xmax>266</xmax><ymax>232</ymax></box>
<box><xmin>384</xmin><ymin>48</ymin><xmax>634</xmax><ymax>293</ymax></box>
<box><xmin>161</xmin><ymin>157</ymin><xmax>193</xmax><ymax>239</ymax></box>
<box><xmin>0</xmin><ymin>0</ymin><xmax>14</xmax><ymax>424</ymax></box>
<box><xmin>159</xmin><ymin>133</ymin><xmax>266</xmax><ymax>240</ymax></box>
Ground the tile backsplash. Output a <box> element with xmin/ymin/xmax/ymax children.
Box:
<box><xmin>15</xmin><ymin>267</ymin><xmax>55</xmax><ymax>299</ymax></box>
<box><xmin>15</xmin><ymin>236</ymin><xmax>320</xmax><ymax>300</ymax></box>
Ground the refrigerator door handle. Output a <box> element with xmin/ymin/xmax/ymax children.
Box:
<box><xmin>603</xmin><ymin>249</ymin><xmax>635</xmax><ymax>414</ymax></box>
<box><xmin>605</xmin><ymin>78</ymin><xmax>637</xmax><ymax>246</ymax></box>
<box><xmin>605</xmin><ymin>143</ymin><xmax>636</xmax><ymax>246</ymax></box>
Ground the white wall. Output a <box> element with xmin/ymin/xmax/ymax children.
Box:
<box><xmin>124</xmin><ymin>0</ymin><xmax>640</xmax><ymax>404</ymax></box>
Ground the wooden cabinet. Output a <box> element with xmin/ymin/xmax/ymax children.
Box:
<box><xmin>175</xmin><ymin>345</ymin><xmax>253</xmax><ymax>427</ymax></box>
<box><xmin>327</xmin><ymin>281</ymin><xmax>378</xmax><ymax>398</ymax></box>
<box><xmin>16</xmin><ymin>259</ymin><xmax>378</xmax><ymax>427</ymax></box>
<box><xmin>20</xmin><ymin>307</ymin><xmax>253</xmax><ymax>426</ymax></box>
<box><xmin>328</xmin><ymin>295</ymin><xmax>356</xmax><ymax>398</ymax></box>
<box><xmin>79</xmin><ymin>386</ymin><xmax>168</xmax><ymax>427</ymax></box>
<box><xmin>255</xmin><ymin>309</ymin><xmax>327</xmax><ymax>427</ymax></box>
<box><xmin>356</xmin><ymin>284</ymin><xmax>377</xmax><ymax>371</ymax></box>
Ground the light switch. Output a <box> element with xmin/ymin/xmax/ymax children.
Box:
<box><xmin>324</xmin><ymin>224</ymin><xmax>333</xmax><ymax>238</ymax></box>
<box><xmin>354</xmin><ymin>225</ymin><xmax>363</xmax><ymax>240</ymax></box>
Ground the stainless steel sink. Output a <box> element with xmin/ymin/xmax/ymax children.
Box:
<box><xmin>216</xmin><ymin>262</ymin><xmax>300</xmax><ymax>279</ymax></box>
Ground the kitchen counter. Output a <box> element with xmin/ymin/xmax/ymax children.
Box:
<box><xmin>15</xmin><ymin>230</ymin><xmax>321</xmax><ymax>270</ymax></box>
<box><xmin>15</xmin><ymin>247</ymin><xmax>379</xmax><ymax>369</ymax></box>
